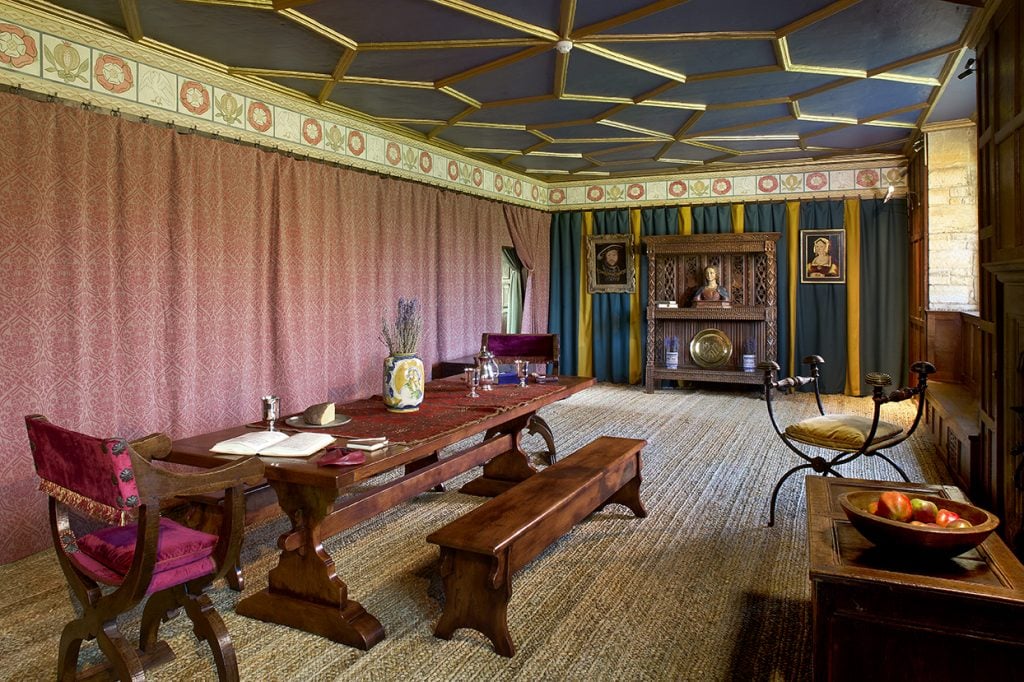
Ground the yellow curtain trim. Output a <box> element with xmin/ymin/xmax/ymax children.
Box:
<box><xmin>732</xmin><ymin>204</ymin><xmax>744</xmax><ymax>233</ymax></box>
<box><xmin>679</xmin><ymin>206</ymin><xmax>692</xmax><ymax>235</ymax></box>
<box><xmin>844</xmin><ymin>198</ymin><xmax>861</xmax><ymax>396</ymax></box>
<box><xmin>629</xmin><ymin>209</ymin><xmax>643</xmax><ymax>384</ymax></box>
<box><xmin>578</xmin><ymin>212</ymin><xmax>594</xmax><ymax>377</ymax></box>
<box><xmin>786</xmin><ymin>200</ymin><xmax>800</xmax><ymax>377</ymax></box>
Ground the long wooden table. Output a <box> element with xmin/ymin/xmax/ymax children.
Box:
<box><xmin>167</xmin><ymin>375</ymin><xmax>595</xmax><ymax>649</ymax></box>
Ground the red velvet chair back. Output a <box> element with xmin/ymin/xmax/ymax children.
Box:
<box><xmin>481</xmin><ymin>333</ymin><xmax>559</xmax><ymax>373</ymax></box>
<box><xmin>26</xmin><ymin>414</ymin><xmax>141</xmax><ymax>525</ymax></box>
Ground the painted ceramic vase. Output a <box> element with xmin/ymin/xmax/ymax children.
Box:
<box><xmin>383</xmin><ymin>354</ymin><xmax>424</xmax><ymax>412</ymax></box>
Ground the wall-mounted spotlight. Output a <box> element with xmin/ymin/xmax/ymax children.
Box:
<box><xmin>957</xmin><ymin>57</ymin><xmax>976</xmax><ymax>80</ymax></box>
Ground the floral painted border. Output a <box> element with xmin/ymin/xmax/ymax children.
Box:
<box><xmin>0</xmin><ymin>6</ymin><xmax>908</xmax><ymax>212</ymax></box>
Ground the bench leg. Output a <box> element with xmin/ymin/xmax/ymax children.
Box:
<box><xmin>600</xmin><ymin>474</ymin><xmax>647</xmax><ymax>518</ymax></box>
<box><xmin>435</xmin><ymin>549</ymin><xmax>515</xmax><ymax>657</ymax></box>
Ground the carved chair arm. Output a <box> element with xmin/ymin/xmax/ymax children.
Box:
<box><xmin>131</xmin><ymin>451</ymin><xmax>264</xmax><ymax>503</ymax></box>
<box><xmin>129</xmin><ymin>432</ymin><xmax>172</xmax><ymax>461</ymax></box>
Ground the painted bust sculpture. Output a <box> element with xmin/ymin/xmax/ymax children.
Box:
<box><xmin>691</xmin><ymin>265</ymin><xmax>730</xmax><ymax>302</ymax></box>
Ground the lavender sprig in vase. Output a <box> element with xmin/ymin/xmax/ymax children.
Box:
<box><xmin>380</xmin><ymin>298</ymin><xmax>425</xmax><ymax>412</ymax></box>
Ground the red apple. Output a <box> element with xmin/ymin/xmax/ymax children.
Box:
<box><xmin>867</xmin><ymin>500</ymin><xmax>879</xmax><ymax>515</ymax></box>
<box><xmin>910</xmin><ymin>497</ymin><xmax>939</xmax><ymax>524</ymax></box>
<box><xmin>876</xmin><ymin>491</ymin><xmax>913</xmax><ymax>522</ymax></box>
<box><xmin>935</xmin><ymin>508</ymin><xmax>960</xmax><ymax>527</ymax></box>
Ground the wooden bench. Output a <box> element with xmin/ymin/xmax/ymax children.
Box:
<box><xmin>426</xmin><ymin>436</ymin><xmax>647</xmax><ymax>656</ymax></box>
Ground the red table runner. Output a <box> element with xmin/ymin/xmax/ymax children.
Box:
<box><xmin>260</xmin><ymin>381</ymin><xmax>566</xmax><ymax>447</ymax></box>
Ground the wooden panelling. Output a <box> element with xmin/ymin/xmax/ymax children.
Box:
<box><xmin>975</xmin><ymin>0</ymin><xmax>1024</xmax><ymax>552</ymax></box>
<box><xmin>926</xmin><ymin>311</ymin><xmax>964</xmax><ymax>383</ymax></box>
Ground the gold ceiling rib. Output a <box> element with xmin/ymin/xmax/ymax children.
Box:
<box><xmin>271</xmin><ymin>0</ymin><xmax>314</xmax><ymax>9</ymax></box>
<box><xmin>526</xmin><ymin>151</ymin><xmax>584</xmax><ymax>158</ymax></box>
<box><xmin>576</xmin><ymin>43</ymin><xmax>688</xmax><ymax>83</ymax></box>
<box><xmin>454</xmin><ymin>121</ymin><xmax>528</xmax><ymax>130</ymax></box>
<box><xmin>318</xmin><ymin>49</ymin><xmax>358</xmax><ymax>104</ymax></box>
<box><xmin>377</xmin><ymin>117</ymin><xmax>445</xmax><ymax>125</ymax></box>
<box><xmin>678</xmin><ymin>140</ymin><xmax>739</xmax><ymax>155</ymax></box>
<box><xmin>277</xmin><ymin>9</ymin><xmax>358</xmax><ymax>50</ymax></box>
<box><xmin>546</xmin><ymin>137</ymin><xmax>663</xmax><ymax>144</ymax></box>
<box><xmin>585</xmin><ymin>31</ymin><xmax>776</xmax><ymax>43</ymax></box>
<box><xmin>570</xmin><ymin>0</ymin><xmax>691</xmax><ymax>40</ymax></box>
<box><xmin>654</xmin><ymin>141</ymin><xmax>675</xmax><ymax>159</ymax></box>
<box><xmin>523</xmin><ymin>139</ymin><xmax>553</xmax><ymax>154</ymax></box>
<box><xmin>632</xmin><ymin>81</ymin><xmax>678</xmax><ymax>104</ymax></box>
<box><xmin>671</xmin><ymin>111</ymin><xmax>704</xmax><ymax>140</ymax></box>
<box><xmin>706</xmin><ymin>96</ymin><xmax>791</xmax><ymax>111</ymax></box>
<box><xmin>438</xmin><ymin>87</ymin><xmax>481</xmax><ymax>108</ymax></box>
<box><xmin>428</xmin><ymin>0</ymin><xmax>559</xmax><ymax>41</ymax></box>
<box><xmin>358</xmin><ymin>38</ymin><xmax>546</xmax><ymax>51</ymax></box>
<box><xmin>527</xmin><ymin>118</ymin><xmax>599</xmax><ymax>131</ymax></box>
<box><xmin>561</xmin><ymin>93</ymin><xmax>635</xmax><ymax>105</ymax></box>
<box><xmin>479</xmin><ymin>94</ymin><xmax>555</xmax><ymax>109</ymax></box>
<box><xmin>117</xmin><ymin>0</ymin><xmax>143</xmax><ymax>42</ymax></box>
<box><xmin>554</xmin><ymin>51</ymin><xmax>570</xmax><ymax>98</ymax></box>
<box><xmin>598</xmin><ymin>119</ymin><xmax>673</xmax><ymax>140</ymax></box>
<box><xmin>527</xmin><ymin>131</ymin><xmax>555</xmax><ymax>143</ymax></box>
<box><xmin>434</xmin><ymin>45</ymin><xmax>549</xmax><ymax>89</ymax></box>
<box><xmin>559</xmin><ymin>0</ymin><xmax>577</xmax><ymax>39</ymax></box>
<box><xmin>637</xmin><ymin>99</ymin><xmax>707</xmax><ymax>111</ymax></box>
<box><xmin>341</xmin><ymin>76</ymin><xmax>435</xmax><ymax>89</ymax></box>
<box><xmin>586</xmin><ymin>141</ymin><xmax>664</xmax><ymax>158</ymax></box>
<box><xmin>228</xmin><ymin>67</ymin><xmax>331</xmax><ymax>81</ymax></box>
<box><xmin>683</xmin><ymin>115</ymin><xmax>794</xmax><ymax>139</ymax></box>
<box><xmin>685</xmin><ymin>64</ymin><xmax>782</xmax><ymax>83</ymax></box>
<box><xmin>186</xmin><ymin>1</ymin><xmax>274</xmax><ymax>8</ymax></box>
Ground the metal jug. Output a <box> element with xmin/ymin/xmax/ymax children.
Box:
<box><xmin>475</xmin><ymin>346</ymin><xmax>500</xmax><ymax>391</ymax></box>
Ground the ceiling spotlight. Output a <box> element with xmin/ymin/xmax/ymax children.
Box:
<box><xmin>957</xmin><ymin>57</ymin><xmax>976</xmax><ymax>80</ymax></box>
<box><xmin>883</xmin><ymin>184</ymin><xmax>895</xmax><ymax>204</ymax></box>
<box><xmin>555</xmin><ymin>40</ymin><xmax>573</xmax><ymax>54</ymax></box>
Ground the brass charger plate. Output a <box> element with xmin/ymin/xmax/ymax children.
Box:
<box><xmin>689</xmin><ymin>329</ymin><xmax>733</xmax><ymax>368</ymax></box>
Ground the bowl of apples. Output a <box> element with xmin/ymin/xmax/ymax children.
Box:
<box><xmin>839</xmin><ymin>490</ymin><xmax>999</xmax><ymax>559</ymax></box>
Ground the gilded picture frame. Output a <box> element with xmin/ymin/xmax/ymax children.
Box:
<box><xmin>800</xmin><ymin>228</ymin><xmax>846</xmax><ymax>284</ymax></box>
<box><xmin>586</xmin><ymin>234</ymin><xmax>636</xmax><ymax>294</ymax></box>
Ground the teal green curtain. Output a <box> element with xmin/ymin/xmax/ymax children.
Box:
<box><xmin>692</xmin><ymin>205</ymin><xmax>733</xmax><ymax>233</ymax></box>
<box><xmin>591</xmin><ymin>209</ymin><xmax>632</xmax><ymax>382</ymax></box>
<box><xmin>795</xmin><ymin>200</ymin><xmax>847</xmax><ymax>394</ymax></box>
<box><xmin>640</xmin><ymin>207</ymin><xmax>679</xmax><ymax>382</ymax></box>
<box><xmin>548</xmin><ymin>212</ymin><xmax>582</xmax><ymax>374</ymax></box>
<box><xmin>860</xmin><ymin>198</ymin><xmax>909</xmax><ymax>385</ymax></box>
<box><xmin>501</xmin><ymin>246</ymin><xmax>524</xmax><ymax>333</ymax></box>
<box><xmin>743</xmin><ymin>203</ymin><xmax>789</xmax><ymax>372</ymax></box>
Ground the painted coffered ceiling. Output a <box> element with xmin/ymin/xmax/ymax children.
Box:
<box><xmin>27</xmin><ymin>0</ymin><xmax>986</xmax><ymax>182</ymax></box>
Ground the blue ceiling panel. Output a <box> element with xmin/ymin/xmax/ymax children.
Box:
<box><xmin>659</xmin><ymin>143</ymin><xmax>729</xmax><ymax>162</ymax></box>
<box><xmin>472</xmin><ymin>100</ymin><xmax>612</xmax><ymax>126</ymax></box>
<box><xmin>684</xmin><ymin>104</ymin><xmax>794</xmax><ymax>135</ymax></box>
<box><xmin>457</xmin><ymin>52</ymin><xmax>557</xmax><ymax>102</ymax></box>
<box><xmin>927</xmin><ymin>52</ymin><xmax>977</xmax><ymax>123</ymax></box>
<box><xmin>889</xmin><ymin>54</ymin><xmax>949</xmax><ymax>80</ymax></box>
<box><xmin>605</xmin><ymin>106</ymin><xmax>695</xmax><ymax>136</ymax></box>
<box><xmin>716</xmin><ymin>150</ymin><xmax>819</xmax><ymax>164</ymax></box>
<box><xmin>572</xmin><ymin>0</ymin><xmax>664</xmax><ymax>30</ymax></box>
<box><xmin>348</xmin><ymin>47</ymin><xmax>523</xmax><ymax>82</ymax></box>
<box><xmin>606</xmin><ymin>40</ymin><xmax>777</xmax><ymax>78</ymax></box>
<box><xmin>659</xmin><ymin>70</ymin><xmax>837</xmax><ymax>107</ymax></box>
<box><xmin>327</xmin><ymin>83</ymin><xmax>467</xmax><ymax>121</ymax></box>
<box><xmin>506</xmin><ymin>156</ymin><xmax>590</xmax><ymax>172</ymax></box>
<box><xmin>544</xmin><ymin>123</ymin><xmax>658</xmax><ymax>140</ymax></box>
<box><xmin>788</xmin><ymin>0</ymin><xmax>973</xmax><ymax>72</ymax></box>
<box><xmin>436</xmin><ymin>127</ymin><xmax>539</xmax><ymax>150</ymax></box>
<box><xmin>592</xmin><ymin>144</ymin><xmax>667</xmax><ymax>162</ymax></box>
<box><xmin>470</xmin><ymin>0</ymin><xmax>560</xmax><ymax>30</ymax></box>
<box><xmin>808</xmin><ymin>125</ymin><xmax>909</xmax><ymax>149</ymax></box>
<box><xmin>565</xmin><ymin>49</ymin><xmax>668</xmax><ymax>95</ymax></box>
<box><xmin>136</xmin><ymin>1</ymin><xmax>341</xmax><ymax>73</ymax></box>
<box><xmin>799</xmin><ymin>79</ymin><xmax>935</xmax><ymax>120</ymax></box>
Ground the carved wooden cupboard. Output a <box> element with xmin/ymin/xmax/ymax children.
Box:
<box><xmin>644</xmin><ymin>233</ymin><xmax>780</xmax><ymax>392</ymax></box>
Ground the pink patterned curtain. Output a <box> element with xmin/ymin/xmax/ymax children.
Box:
<box><xmin>0</xmin><ymin>92</ymin><xmax>548</xmax><ymax>563</ymax></box>
<box><xmin>502</xmin><ymin>203</ymin><xmax>550</xmax><ymax>334</ymax></box>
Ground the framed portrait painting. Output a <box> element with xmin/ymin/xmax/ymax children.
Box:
<box><xmin>800</xmin><ymin>229</ymin><xmax>846</xmax><ymax>284</ymax></box>
<box><xmin>586</xmin><ymin>234</ymin><xmax>635</xmax><ymax>294</ymax></box>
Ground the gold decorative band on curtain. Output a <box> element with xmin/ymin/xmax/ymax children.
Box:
<box><xmin>679</xmin><ymin>206</ymin><xmax>692</xmax><ymax>235</ymax></box>
<box><xmin>786</xmin><ymin>200</ymin><xmax>800</xmax><ymax>377</ymax></box>
<box><xmin>578</xmin><ymin>212</ymin><xmax>594</xmax><ymax>377</ymax></box>
<box><xmin>844</xmin><ymin>198</ymin><xmax>861</xmax><ymax>396</ymax></box>
<box><xmin>732</xmin><ymin>204</ymin><xmax>744</xmax><ymax>234</ymax></box>
<box><xmin>629</xmin><ymin>209</ymin><xmax>643</xmax><ymax>384</ymax></box>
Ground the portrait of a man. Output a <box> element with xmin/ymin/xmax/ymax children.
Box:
<box><xmin>586</xmin><ymin>234</ymin><xmax>635</xmax><ymax>293</ymax></box>
<box><xmin>800</xmin><ymin>229</ymin><xmax>846</xmax><ymax>284</ymax></box>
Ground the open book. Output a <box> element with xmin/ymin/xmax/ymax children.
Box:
<box><xmin>210</xmin><ymin>431</ymin><xmax>335</xmax><ymax>457</ymax></box>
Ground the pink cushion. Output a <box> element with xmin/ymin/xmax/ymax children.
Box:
<box><xmin>77</xmin><ymin>517</ymin><xmax>218</xmax><ymax>576</ymax></box>
<box><xmin>69</xmin><ymin>550</ymin><xmax>216</xmax><ymax>594</ymax></box>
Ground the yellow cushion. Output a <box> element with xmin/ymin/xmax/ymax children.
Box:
<box><xmin>785</xmin><ymin>414</ymin><xmax>903</xmax><ymax>451</ymax></box>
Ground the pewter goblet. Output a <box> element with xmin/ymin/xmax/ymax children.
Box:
<box><xmin>514</xmin><ymin>359</ymin><xmax>529</xmax><ymax>388</ymax></box>
<box><xmin>466</xmin><ymin>368</ymin><xmax>481</xmax><ymax>398</ymax></box>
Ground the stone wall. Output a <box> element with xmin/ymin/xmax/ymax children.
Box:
<box><xmin>927</xmin><ymin>126</ymin><xmax>979</xmax><ymax>313</ymax></box>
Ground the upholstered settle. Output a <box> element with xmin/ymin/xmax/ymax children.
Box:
<box><xmin>785</xmin><ymin>415</ymin><xmax>903</xmax><ymax>451</ymax></box>
<box><xmin>481</xmin><ymin>332</ymin><xmax>560</xmax><ymax>463</ymax></box>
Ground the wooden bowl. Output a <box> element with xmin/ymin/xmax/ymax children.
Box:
<box><xmin>839</xmin><ymin>491</ymin><xmax>999</xmax><ymax>559</ymax></box>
